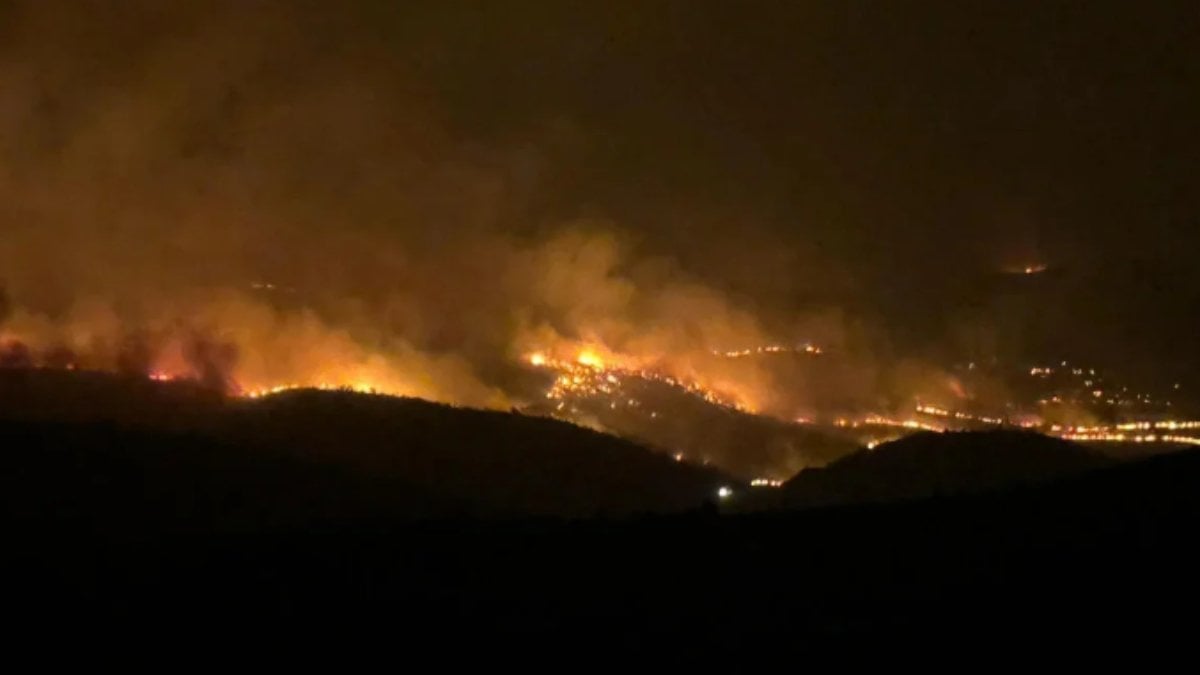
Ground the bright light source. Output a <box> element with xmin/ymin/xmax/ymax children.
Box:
<box><xmin>717</xmin><ymin>486</ymin><xmax>733</xmax><ymax>499</ymax></box>
<box><xmin>576</xmin><ymin>350</ymin><xmax>603</xmax><ymax>368</ymax></box>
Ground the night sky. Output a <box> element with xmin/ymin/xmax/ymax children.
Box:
<box><xmin>424</xmin><ymin>9</ymin><xmax>1197</xmax><ymax>322</ymax></box>
<box><xmin>1</xmin><ymin>1</ymin><xmax>1197</xmax><ymax>404</ymax></box>
<box><xmin>412</xmin><ymin>1</ymin><xmax>1200</xmax><ymax>374</ymax></box>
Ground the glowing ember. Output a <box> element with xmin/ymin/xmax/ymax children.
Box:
<box><xmin>243</xmin><ymin>382</ymin><xmax>381</xmax><ymax>399</ymax></box>
<box><xmin>714</xmin><ymin>343</ymin><xmax>822</xmax><ymax>359</ymax></box>
<box><xmin>524</xmin><ymin>348</ymin><xmax>754</xmax><ymax>413</ymax></box>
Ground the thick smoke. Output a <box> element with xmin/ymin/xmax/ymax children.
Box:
<box><xmin>0</xmin><ymin>1</ymin><xmax>964</xmax><ymax>425</ymax></box>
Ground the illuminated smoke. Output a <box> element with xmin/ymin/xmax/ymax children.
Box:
<box><xmin>0</xmin><ymin>0</ymin><xmax>872</xmax><ymax>421</ymax></box>
<box><xmin>0</xmin><ymin>1</ymin><xmax>1070</xmax><ymax>474</ymax></box>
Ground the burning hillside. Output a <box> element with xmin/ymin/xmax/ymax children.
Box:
<box><xmin>0</xmin><ymin>1</ymin><xmax>911</xmax><ymax>454</ymax></box>
<box><xmin>0</xmin><ymin>288</ymin><xmax>505</xmax><ymax>407</ymax></box>
<box><xmin>0</xmin><ymin>1</ymin><xmax>1195</xmax><ymax>483</ymax></box>
<box><xmin>514</xmin><ymin>348</ymin><xmax>859</xmax><ymax>479</ymax></box>
<box><xmin>0</xmin><ymin>311</ymin><xmax>861</xmax><ymax>479</ymax></box>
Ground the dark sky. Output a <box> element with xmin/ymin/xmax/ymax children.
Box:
<box><xmin>391</xmin><ymin>1</ymin><xmax>1200</xmax><ymax>384</ymax></box>
<box><xmin>1</xmin><ymin>1</ymin><xmax>1197</xmax><ymax>403</ymax></box>
<box><xmin>398</xmin><ymin>2</ymin><xmax>1196</xmax><ymax>254</ymax></box>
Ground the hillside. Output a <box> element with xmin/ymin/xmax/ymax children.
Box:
<box><xmin>213</xmin><ymin>389</ymin><xmax>730</xmax><ymax>518</ymax></box>
<box><xmin>521</xmin><ymin>363</ymin><xmax>861</xmax><ymax>479</ymax></box>
<box><xmin>8</xmin><ymin>435</ymin><xmax>1200</xmax><ymax>649</ymax></box>
<box><xmin>0</xmin><ymin>370</ymin><xmax>728</xmax><ymax>524</ymax></box>
<box><xmin>5</xmin><ymin>370</ymin><xmax>1200</xmax><ymax>648</ymax></box>
<box><xmin>755</xmin><ymin>430</ymin><xmax>1115</xmax><ymax>509</ymax></box>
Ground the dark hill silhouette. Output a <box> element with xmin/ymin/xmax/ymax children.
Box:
<box><xmin>756</xmin><ymin>430</ymin><xmax>1115</xmax><ymax>509</ymax></box>
<box><xmin>7</xmin><ymin>433</ymin><xmax>1200</xmax><ymax>651</ymax></box>
<box><xmin>0</xmin><ymin>367</ymin><xmax>225</xmax><ymax>426</ymax></box>
<box><xmin>0</xmin><ymin>419</ymin><xmax>463</xmax><ymax>531</ymax></box>
<box><xmin>212</xmin><ymin>389</ymin><xmax>730</xmax><ymax>518</ymax></box>
<box><xmin>0</xmin><ymin>369</ymin><xmax>728</xmax><ymax>523</ymax></box>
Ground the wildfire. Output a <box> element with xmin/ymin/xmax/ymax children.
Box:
<box><xmin>910</xmin><ymin>399</ymin><xmax>1200</xmax><ymax>447</ymax></box>
<box><xmin>524</xmin><ymin>347</ymin><xmax>753</xmax><ymax>413</ymax></box>
<box><xmin>575</xmin><ymin>349</ymin><xmax>605</xmax><ymax>369</ymax></box>
<box><xmin>243</xmin><ymin>382</ymin><xmax>381</xmax><ymax>399</ymax></box>
<box><xmin>863</xmin><ymin>415</ymin><xmax>944</xmax><ymax>432</ymax></box>
<box><xmin>915</xmin><ymin>404</ymin><xmax>1005</xmax><ymax>426</ymax></box>
<box><xmin>1054</xmin><ymin>420</ymin><xmax>1200</xmax><ymax>446</ymax></box>
<box><xmin>714</xmin><ymin>343</ymin><xmax>822</xmax><ymax>358</ymax></box>
<box><xmin>1</xmin><ymin>332</ymin><xmax>420</xmax><ymax>403</ymax></box>
<box><xmin>8</xmin><ymin>321</ymin><xmax>1200</xmax><ymax>457</ymax></box>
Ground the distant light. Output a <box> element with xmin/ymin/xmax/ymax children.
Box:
<box><xmin>673</xmin><ymin>453</ymin><xmax>684</xmax><ymax>462</ymax></box>
<box><xmin>717</xmin><ymin>486</ymin><xmax>733</xmax><ymax>499</ymax></box>
<box><xmin>1007</xmin><ymin>263</ymin><xmax>1047</xmax><ymax>275</ymax></box>
<box><xmin>528</xmin><ymin>352</ymin><xmax>546</xmax><ymax>366</ymax></box>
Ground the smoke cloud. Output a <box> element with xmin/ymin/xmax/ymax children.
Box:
<box><xmin>0</xmin><ymin>1</ymin><xmax>980</xmax><ymax>435</ymax></box>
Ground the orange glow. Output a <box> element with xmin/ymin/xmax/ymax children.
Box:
<box><xmin>576</xmin><ymin>349</ymin><xmax>604</xmax><ymax>368</ymax></box>
<box><xmin>524</xmin><ymin>347</ymin><xmax>756</xmax><ymax>413</ymax></box>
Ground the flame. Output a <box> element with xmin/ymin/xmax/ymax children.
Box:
<box><xmin>516</xmin><ymin>330</ymin><xmax>844</xmax><ymax>417</ymax></box>
<box><xmin>524</xmin><ymin>346</ymin><xmax>756</xmax><ymax>413</ymax></box>
<box><xmin>713</xmin><ymin>343</ymin><xmax>822</xmax><ymax>358</ymax></box>
<box><xmin>7</xmin><ymin>308</ymin><xmax>1199</xmax><ymax>456</ymax></box>
<box><xmin>0</xmin><ymin>293</ymin><xmax>508</xmax><ymax>409</ymax></box>
<box><xmin>576</xmin><ymin>349</ymin><xmax>604</xmax><ymax>369</ymax></box>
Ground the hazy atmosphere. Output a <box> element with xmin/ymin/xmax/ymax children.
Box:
<box><xmin>2</xmin><ymin>1</ymin><xmax>1198</xmax><ymax>438</ymax></box>
<box><xmin>5</xmin><ymin>1</ymin><xmax>1200</xmax><ymax>649</ymax></box>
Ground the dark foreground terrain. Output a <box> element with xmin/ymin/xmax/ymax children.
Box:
<box><xmin>764</xmin><ymin>429</ymin><xmax>1117</xmax><ymax>509</ymax></box>
<box><xmin>9</xmin><ymin>457</ymin><xmax>1200</xmax><ymax>653</ymax></box>
<box><xmin>3</xmin><ymin>372</ymin><xmax>1200</xmax><ymax>653</ymax></box>
<box><xmin>0</xmin><ymin>369</ymin><xmax>730</xmax><ymax>519</ymax></box>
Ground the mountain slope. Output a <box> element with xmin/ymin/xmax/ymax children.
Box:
<box><xmin>762</xmin><ymin>430</ymin><xmax>1114</xmax><ymax>509</ymax></box>
<box><xmin>0</xmin><ymin>370</ymin><xmax>729</xmax><ymax>525</ymax></box>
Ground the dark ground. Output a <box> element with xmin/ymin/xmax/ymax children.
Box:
<box><xmin>7</xmin><ymin>438</ymin><xmax>1200</xmax><ymax>653</ymax></box>
<box><xmin>2</xmin><ymin>372</ymin><xmax>1199</xmax><ymax>653</ymax></box>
